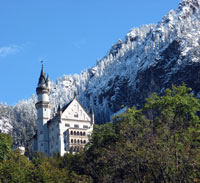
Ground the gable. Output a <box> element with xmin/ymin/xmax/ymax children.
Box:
<box><xmin>61</xmin><ymin>98</ymin><xmax>91</xmax><ymax>121</ymax></box>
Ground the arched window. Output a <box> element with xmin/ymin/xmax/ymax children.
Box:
<box><xmin>83</xmin><ymin>132</ymin><xmax>86</xmax><ymax>136</ymax></box>
<box><xmin>71</xmin><ymin>139</ymin><xmax>73</xmax><ymax>143</ymax></box>
<box><xmin>77</xmin><ymin>131</ymin><xmax>79</xmax><ymax>135</ymax></box>
<box><xmin>83</xmin><ymin>140</ymin><xmax>86</xmax><ymax>144</ymax></box>
<box><xmin>80</xmin><ymin>132</ymin><xmax>82</xmax><ymax>136</ymax></box>
<box><xmin>74</xmin><ymin>112</ymin><xmax>78</xmax><ymax>118</ymax></box>
<box><xmin>71</xmin><ymin>131</ymin><xmax>73</xmax><ymax>135</ymax></box>
<box><xmin>81</xmin><ymin>140</ymin><xmax>82</xmax><ymax>144</ymax></box>
<box><xmin>74</xmin><ymin>139</ymin><xmax>76</xmax><ymax>143</ymax></box>
<box><xmin>74</xmin><ymin>131</ymin><xmax>76</xmax><ymax>135</ymax></box>
<box><xmin>77</xmin><ymin>139</ymin><xmax>80</xmax><ymax>144</ymax></box>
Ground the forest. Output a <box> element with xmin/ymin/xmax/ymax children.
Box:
<box><xmin>0</xmin><ymin>84</ymin><xmax>200</xmax><ymax>183</ymax></box>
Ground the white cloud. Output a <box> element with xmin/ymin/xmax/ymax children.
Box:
<box><xmin>72</xmin><ymin>39</ymin><xmax>86</xmax><ymax>49</ymax></box>
<box><xmin>0</xmin><ymin>45</ymin><xmax>21</xmax><ymax>58</ymax></box>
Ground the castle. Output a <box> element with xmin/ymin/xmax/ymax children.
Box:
<box><xmin>32</xmin><ymin>66</ymin><xmax>94</xmax><ymax>156</ymax></box>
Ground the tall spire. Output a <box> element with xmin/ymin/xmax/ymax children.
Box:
<box><xmin>38</xmin><ymin>62</ymin><xmax>46</xmax><ymax>85</ymax></box>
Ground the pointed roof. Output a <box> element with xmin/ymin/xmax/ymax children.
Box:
<box><xmin>46</xmin><ymin>74</ymin><xmax>50</xmax><ymax>85</ymax></box>
<box><xmin>61</xmin><ymin>100</ymin><xmax>73</xmax><ymax>112</ymax></box>
<box><xmin>38</xmin><ymin>65</ymin><xmax>46</xmax><ymax>85</ymax></box>
<box><xmin>48</xmin><ymin>97</ymin><xmax>92</xmax><ymax>125</ymax></box>
<box><xmin>46</xmin><ymin>74</ymin><xmax>50</xmax><ymax>82</ymax></box>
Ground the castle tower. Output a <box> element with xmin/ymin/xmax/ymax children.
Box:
<box><xmin>35</xmin><ymin>65</ymin><xmax>50</xmax><ymax>155</ymax></box>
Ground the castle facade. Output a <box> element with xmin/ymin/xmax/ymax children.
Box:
<box><xmin>32</xmin><ymin>66</ymin><xmax>94</xmax><ymax>156</ymax></box>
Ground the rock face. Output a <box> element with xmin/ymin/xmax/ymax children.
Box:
<box><xmin>2</xmin><ymin>0</ymin><xmax>200</xmax><ymax>146</ymax></box>
<box><xmin>77</xmin><ymin>0</ymin><xmax>200</xmax><ymax>123</ymax></box>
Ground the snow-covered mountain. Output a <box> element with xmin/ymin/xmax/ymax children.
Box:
<box><xmin>52</xmin><ymin>0</ymin><xmax>200</xmax><ymax>122</ymax></box>
<box><xmin>1</xmin><ymin>0</ymin><xmax>200</xmax><ymax>148</ymax></box>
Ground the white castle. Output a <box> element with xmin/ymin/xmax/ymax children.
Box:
<box><xmin>32</xmin><ymin>66</ymin><xmax>94</xmax><ymax>156</ymax></box>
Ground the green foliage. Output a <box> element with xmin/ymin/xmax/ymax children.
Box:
<box><xmin>0</xmin><ymin>133</ymin><xmax>12</xmax><ymax>162</ymax></box>
<box><xmin>0</xmin><ymin>84</ymin><xmax>200</xmax><ymax>182</ymax></box>
<box><xmin>0</xmin><ymin>150</ymin><xmax>33</xmax><ymax>183</ymax></box>
<box><xmin>83</xmin><ymin>84</ymin><xmax>200</xmax><ymax>182</ymax></box>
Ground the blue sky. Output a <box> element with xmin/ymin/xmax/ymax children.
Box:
<box><xmin>0</xmin><ymin>0</ymin><xmax>181</xmax><ymax>105</ymax></box>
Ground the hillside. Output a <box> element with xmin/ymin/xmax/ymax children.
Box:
<box><xmin>1</xmin><ymin>0</ymin><xmax>200</xmax><ymax>148</ymax></box>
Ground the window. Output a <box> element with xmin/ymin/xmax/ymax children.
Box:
<box><xmin>83</xmin><ymin>140</ymin><xmax>86</xmax><ymax>144</ymax></box>
<box><xmin>77</xmin><ymin>139</ymin><xmax>80</xmax><ymax>144</ymax></box>
<box><xmin>74</xmin><ymin>139</ymin><xmax>76</xmax><ymax>143</ymax></box>
<box><xmin>65</xmin><ymin>123</ymin><xmax>70</xmax><ymax>127</ymax></box>
<box><xmin>81</xmin><ymin>140</ymin><xmax>83</xmax><ymax>144</ymax></box>
<box><xmin>77</xmin><ymin>131</ymin><xmax>79</xmax><ymax>135</ymax></box>
<box><xmin>74</xmin><ymin>131</ymin><xmax>76</xmax><ymax>135</ymax></box>
<box><xmin>80</xmin><ymin>132</ymin><xmax>82</xmax><ymax>136</ymax></box>
<box><xmin>83</xmin><ymin>125</ymin><xmax>88</xmax><ymax>129</ymax></box>
<box><xmin>74</xmin><ymin>124</ymin><xmax>79</xmax><ymax>128</ymax></box>
<box><xmin>74</xmin><ymin>112</ymin><xmax>78</xmax><ymax>118</ymax></box>
<box><xmin>71</xmin><ymin>139</ymin><xmax>73</xmax><ymax>143</ymax></box>
<box><xmin>83</xmin><ymin>132</ymin><xmax>86</xmax><ymax>136</ymax></box>
<box><xmin>71</xmin><ymin>131</ymin><xmax>73</xmax><ymax>135</ymax></box>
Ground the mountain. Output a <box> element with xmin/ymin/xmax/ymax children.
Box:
<box><xmin>1</xmin><ymin>0</ymin><xmax>200</xmax><ymax>148</ymax></box>
<box><xmin>52</xmin><ymin>0</ymin><xmax>200</xmax><ymax>122</ymax></box>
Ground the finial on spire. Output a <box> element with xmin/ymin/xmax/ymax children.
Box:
<box><xmin>40</xmin><ymin>60</ymin><xmax>44</xmax><ymax>71</ymax></box>
<box><xmin>41</xmin><ymin>60</ymin><xmax>44</xmax><ymax>66</ymax></box>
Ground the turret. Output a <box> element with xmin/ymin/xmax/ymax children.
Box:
<box><xmin>35</xmin><ymin>65</ymin><xmax>50</xmax><ymax>156</ymax></box>
<box><xmin>36</xmin><ymin>65</ymin><xmax>50</xmax><ymax>105</ymax></box>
